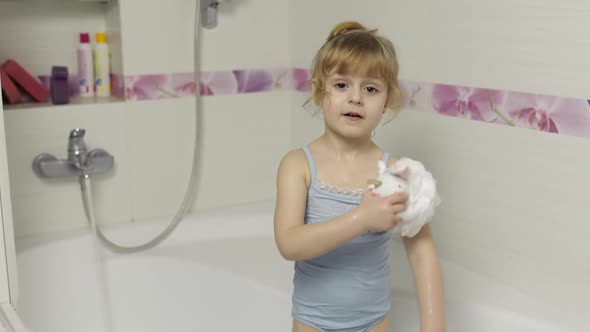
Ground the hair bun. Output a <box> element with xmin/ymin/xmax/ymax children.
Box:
<box><xmin>327</xmin><ymin>21</ymin><xmax>369</xmax><ymax>41</ymax></box>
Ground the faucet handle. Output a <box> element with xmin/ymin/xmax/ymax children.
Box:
<box><xmin>69</xmin><ymin>128</ymin><xmax>86</xmax><ymax>139</ymax></box>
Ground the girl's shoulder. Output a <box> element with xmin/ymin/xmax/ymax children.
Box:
<box><xmin>279</xmin><ymin>148</ymin><xmax>308</xmax><ymax>165</ymax></box>
<box><xmin>277</xmin><ymin>148</ymin><xmax>311</xmax><ymax>185</ymax></box>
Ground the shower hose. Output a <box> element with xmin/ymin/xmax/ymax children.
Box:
<box><xmin>78</xmin><ymin>4</ymin><xmax>203</xmax><ymax>254</ymax></box>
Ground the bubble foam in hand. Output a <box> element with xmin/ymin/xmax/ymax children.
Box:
<box><xmin>369</xmin><ymin>158</ymin><xmax>441</xmax><ymax>237</ymax></box>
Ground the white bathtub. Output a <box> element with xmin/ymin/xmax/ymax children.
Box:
<box><xmin>15</xmin><ymin>202</ymin><xmax>588</xmax><ymax>332</ymax></box>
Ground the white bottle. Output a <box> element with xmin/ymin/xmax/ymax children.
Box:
<box><xmin>93</xmin><ymin>32</ymin><xmax>111</xmax><ymax>97</ymax></box>
<box><xmin>77</xmin><ymin>32</ymin><xmax>94</xmax><ymax>97</ymax></box>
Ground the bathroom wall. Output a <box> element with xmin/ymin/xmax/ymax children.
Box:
<box><xmin>289</xmin><ymin>0</ymin><xmax>590</xmax><ymax>321</ymax></box>
<box><xmin>2</xmin><ymin>0</ymin><xmax>290</xmax><ymax>238</ymax></box>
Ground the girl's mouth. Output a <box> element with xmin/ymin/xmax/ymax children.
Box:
<box><xmin>343</xmin><ymin>112</ymin><xmax>364</xmax><ymax>119</ymax></box>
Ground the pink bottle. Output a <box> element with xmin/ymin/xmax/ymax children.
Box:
<box><xmin>77</xmin><ymin>33</ymin><xmax>94</xmax><ymax>97</ymax></box>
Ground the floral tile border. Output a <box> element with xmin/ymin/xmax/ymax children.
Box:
<box><xmin>430</xmin><ymin>83</ymin><xmax>590</xmax><ymax>139</ymax></box>
<box><xmin>37</xmin><ymin>68</ymin><xmax>590</xmax><ymax>139</ymax></box>
<box><xmin>123</xmin><ymin>68</ymin><xmax>293</xmax><ymax>101</ymax></box>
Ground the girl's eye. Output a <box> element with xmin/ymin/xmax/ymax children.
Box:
<box><xmin>366</xmin><ymin>86</ymin><xmax>379</xmax><ymax>93</ymax></box>
<box><xmin>334</xmin><ymin>83</ymin><xmax>347</xmax><ymax>89</ymax></box>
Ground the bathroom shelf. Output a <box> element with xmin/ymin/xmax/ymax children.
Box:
<box><xmin>2</xmin><ymin>96</ymin><xmax>124</xmax><ymax>112</ymax></box>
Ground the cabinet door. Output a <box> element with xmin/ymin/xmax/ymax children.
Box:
<box><xmin>0</xmin><ymin>79</ymin><xmax>17</xmax><ymax>304</ymax></box>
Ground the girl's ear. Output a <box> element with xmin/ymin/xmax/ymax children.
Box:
<box><xmin>384</xmin><ymin>93</ymin><xmax>391</xmax><ymax>110</ymax></box>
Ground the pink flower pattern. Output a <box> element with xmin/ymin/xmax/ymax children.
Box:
<box><xmin>233</xmin><ymin>70</ymin><xmax>273</xmax><ymax>93</ymax></box>
<box><xmin>399</xmin><ymin>80</ymin><xmax>424</xmax><ymax>110</ymax></box>
<box><xmin>293</xmin><ymin>68</ymin><xmax>311</xmax><ymax>92</ymax></box>
<box><xmin>432</xmin><ymin>84</ymin><xmax>503</xmax><ymax>122</ymax></box>
<box><xmin>498</xmin><ymin>92</ymin><xmax>590</xmax><ymax>137</ymax></box>
<box><xmin>431</xmin><ymin>83</ymin><xmax>590</xmax><ymax>138</ymax></box>
<box><xmin>171</xmin><ymin>73</ymin><xmax>197</xmax><ymax>97</ymax></box>
<box><xmin>198</xmin><ymin>71</ymin><xmax>238</xmax><ymax>96</ymax></box>
<box><xmin>124</xmin><ymin>74</ymin><xmax>171</xmax><ymax>101</ymax></box>
<box><xmin>123</xmin><ymin>68</ymin><xmax>294</xmax><ymax>98</ymax></box>
<box><xmin>111</xmin><ymin>74</ymin><xmax>125</xmax><ymax>99</ymax></box>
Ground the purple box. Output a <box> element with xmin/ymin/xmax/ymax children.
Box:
<box><xmin>50</xmin><ymin>66</ymin><xmax>70</xmax><ymax>105</ymax></box>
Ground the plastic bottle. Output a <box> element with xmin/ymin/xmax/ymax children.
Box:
<box><xmin>77</xmin><ymin>33</ymin><xmax>94</xmax><ymax>97</ymax></box>
<box><xmin>93</xmin><ymin>32</ymin><xmax>111</xmax><ymax>97</ymax></box>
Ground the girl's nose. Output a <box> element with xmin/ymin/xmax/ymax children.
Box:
<box><xmin>348</xmin><ymin>90</ymin><xmax>363</xmax><ymax>105</ymax></box>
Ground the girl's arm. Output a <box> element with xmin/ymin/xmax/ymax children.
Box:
<box><xmin>273</xmin><ymin>149</ymin><xmax>368</xmax><ymax>261</ymax></box>
<box><xmin>273</xmin><ymin>149</ymin><xmax>405</xmax><ymax>261</ymax></box>
<box><xmin>403</xmin><ymin>225</ymin><xmax>446</xmax><ymax>332</ymax></box>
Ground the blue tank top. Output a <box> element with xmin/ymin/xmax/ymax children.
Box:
<box><xmin>292</xmin><ymin>146</ymin><xmax>392</xmax><ymax>330</ymax></box>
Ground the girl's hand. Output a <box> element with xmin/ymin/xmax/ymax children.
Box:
<box><xmin>357</xmin><ymin>190</ymin><xmax>408</xmax><ymax>232</ymax></box>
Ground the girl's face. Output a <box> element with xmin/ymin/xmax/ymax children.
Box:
<box><xmin>321</xmin><ymin>72</ymin><xmax>389</xmax><ymax>139</ymax></box>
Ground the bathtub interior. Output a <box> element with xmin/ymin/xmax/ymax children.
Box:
<box><xmin>14</xmin><ymin>202</ymin><xmax>589</xmax><ymax>332</ymax></box>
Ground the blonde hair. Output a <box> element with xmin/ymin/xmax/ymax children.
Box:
<box><xmin>306</xmin><ymin>21</ymin><xmax>402</xmax><ymax>116</ymax></box>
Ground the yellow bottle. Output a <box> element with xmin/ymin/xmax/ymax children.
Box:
<box><xmin>93</xmin><ymin>32</ymin><xmax>111</xmax><ymax>97</ymax></box>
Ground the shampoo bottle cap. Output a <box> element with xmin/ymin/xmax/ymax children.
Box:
<box><xmin>96</xmin><ymin>32</ymin><xmax>106</xmax><ymax>44</ymax></box>
<box><xmin>79</xmin><ymin>33</ymin><xmax>90</xmax><ymax>43</ymax></box>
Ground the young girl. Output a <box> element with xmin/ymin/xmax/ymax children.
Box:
<box><xmin>273</xmin><ymin>21</ymin><xmax>446</xmax><ymax>332</ymax></box>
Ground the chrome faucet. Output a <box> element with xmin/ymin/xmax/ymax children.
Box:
<box><xmin>33</xmin><ymin>128</ymin><xmax>114</xmax><ymax>178</ymax></box>
<box><xmin>67</xmin><ymin>128</ymin><xmax>88</xmax><ymax>170</ymax></box>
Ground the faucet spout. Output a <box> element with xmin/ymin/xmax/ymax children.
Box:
<box><xmin>68</xmin><ymin>128</ymin><xmax>88</xmax><ymax>170</ymax></box>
